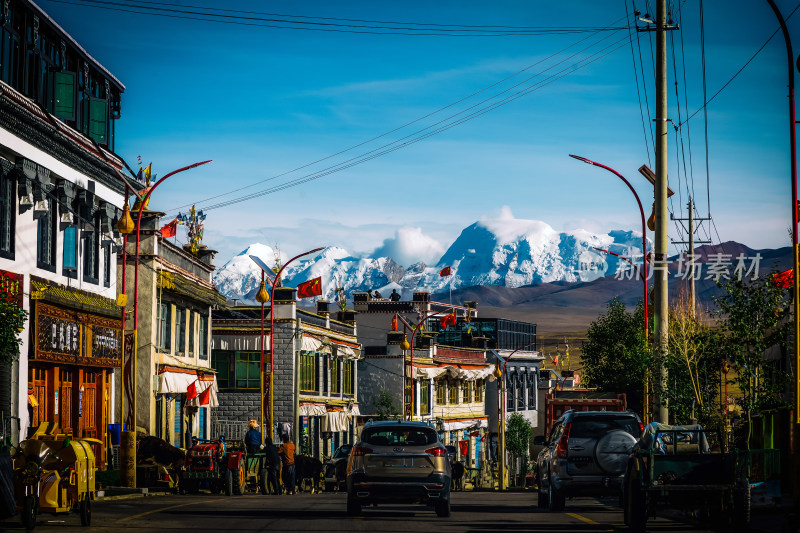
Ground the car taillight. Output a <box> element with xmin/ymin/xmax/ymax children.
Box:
<box><xmin>425</xmin><ymin>446</ymin><xmax>447</xmax><ymax>457</ymax></box>
<box><xmin>556</xmin><ymin>422</ymin><xmax>571</xmax><ymax>458</ymax></box>
<box><xmin>352</xmin><ymin>445</ymin><xmax>373</xmax><ymax>456</ymax></box>
<box><xmin>638</xmin><ymin>422</ymin><xmax>644</xmax><ymax>435</ymax></box>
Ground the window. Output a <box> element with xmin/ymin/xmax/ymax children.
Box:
<box><xmin>198</xmin><ymin>315</ymin><xmax>208</xmax><ymax>360</ymax></box>
<box><xmin>52</xmin><ymin>71</ymin><xmax>76</xmax><ymax>120</ymax></box>
<box><xmin>436</xmin><ymin>380</ymin><xmax>446</xmax><ymax>405</ymax></box>
<box><xmin>419</xmin><ymin>380</ymin><xmax>430</xmax><ymax>415</ymax></box>
<box><xmin>516</xmin><ymin>375</ymin><xmax>525</xmax><ymax>410</ymax></box>
<box><xmin>507</xmin><ymin>379</ymin><xmax>515</xmax><ymax>411</ymax></box>
<box><xmin>62</xmin><ymin>226</ymin><xmax>77</xmax><ymax>277</ymax></box>
<box><xmin>102</xmin><ymin>244</ymin><xmax>111</xmax><ymax>287</ymax></box>
<box><xmin>0</xmin><ymin>171</ymin><xmax>15</xmax><ymax>259</ymax></box>
<box><xmin>462</xmin><ymin>381</ymin><xmax>472</xmax><ymax>403</ymax></box>
<box><xmin>448</xmin><ymin>382</ymin><xmax>459</xmax><ymax>404</ymax></box>
<box><xmin>211</xmin><ymin>351</ymin><xmax>231</xmax><ymax>389</ymax></box>
<box><xmin>36</xmin><ymin>201</ymin><xmax>56</xmax><ymax>271</ymax></box>
<box><xmin>343</xmin><ymin>359</ymin><xmax>354</xmax><ymax>395</ymax></box>
<box><xmin>528</xmin><ymin>376</ymin><xmax>536</xmax><ymax>409</ymax></box>
<box><xmin>1</xmin><ymin>19</ymin><xmax>21</xmax><ymax>87</ymax></box>
<box><xmin>188</xmin><ymin>312</ymin><xmax>195</xmax><ymax>357</ymax></box>
<box><xmin>175</xmin><ymin>307</ymin><xmax>186</xmax><ymax>355</ymax></box>
<box><xmin>330</xmin><ymin>356</ymin><xmax>340</xmax><ymax>394</ymax></box>
<box><xmin>157</xmin><ymin>302</ymin><xmax>171</xmax><ymax>351</ymax></box>
<box><xmin>475</xmin><ymin>380</ymin><xmax>485</xmax><ymax>403</ymax></box>
<box><xmin>82</xmin><ymin>221</ymin><xmax>99</xmax><ymax>284</ymax></box>
<box><xmin>234</xmin><ymin>351</ymin><xmax>260</xmax><ymax>389</ymax></box>
<box><xmin>88</xmin><ymin>98</ymin><xmax>108</xmax><ymax>145</ymax></box>
<box><xmin>300</xmin><ymin>351</ymin><xmax>318</xmax><ymax>392</ymax></box>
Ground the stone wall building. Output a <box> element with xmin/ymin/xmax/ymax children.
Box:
<box><xmin>118</xmin><ymin>210</ymin><xmax>224</xmax><ymax>448</ymax></box>
<box><xmin>211</xmin><ymin>294</ymin><xmax>360</xmax><ymax>460</ymax></box>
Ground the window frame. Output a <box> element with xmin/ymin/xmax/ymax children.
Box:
<box><xmin>419</xmin><ymin>380</ymin><xmax>430</xmax><ymax>415</ymax></box>
<box><xmin>36</xmin><ymin>199</ymin><xmax>56</xmax><ymax>272</ymax></box>
<box><xmin>300</xmin><ymin>351</ymin><xmax>318</xmax><ymax>393</ymax></box>
<box><xmin>343</xmin><ymin>359</ymin><xmax>354</xmax><ymax>395</ymax></box>
<box><xmin>198</xmin><ymin>314</ymin><xmax>208</xmax><ymax>360</ymax></box>
<box><xmin>175</xmin><ymin>307</ymin><xmax>186</xmax><ymax>356</ymax></box>
<box><xmin>81</xmin><ymin>220</ymin><xmax>99</xmax><ymax>284</ymax></box>
<box><xmin>156</xmin><ymin>302</ymin><xmax>172</xmax><ymax>352</ymax></box>
<box><xmin>62</xmin><ymin>225</ymin><xmax>77</xmax><ymax>278</ymax></box>
<box><xmin>0</xmin><ymin>170</ymin><xmax>15</xmax><ymax>260</ymax></box>
<box><xmin>234</xmin><ymin>351</ymin><xmax>260</xmax><ymax>390</ymax></box>
<box><xmin>330</xmin><ymin>356</ymin><xmax>340</xmax><ymax>395</ymax></box>
<box><xmin>436</xmin><ymin>380</ymin><xmax>447</xmax><ymax>405</ymax></box>
<box><xmin>448</xmin><ymin>381</ymin><xmax>459</xmax><ymax>404</ymax></box>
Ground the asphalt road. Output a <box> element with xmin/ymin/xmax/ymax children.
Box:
<box><xmin>0</xmin><ymin>491</ymin><xmax>723</xmax><ymax>532</ymax></box>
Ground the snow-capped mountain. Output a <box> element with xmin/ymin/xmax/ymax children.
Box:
<box><xmin>212</xmin><ymin>212</ymin><xmax>648</xmax><ymax>304</ymax></box>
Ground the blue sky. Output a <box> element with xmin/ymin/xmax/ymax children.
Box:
<box><xmin>39</xmin><ymin>0</ymin><xmax>799</xmax><ymax>266</ymax></box>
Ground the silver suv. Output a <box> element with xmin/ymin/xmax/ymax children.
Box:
<box><xmin>346</xmin><ymin>420</ymin><xmax>452</xmax><ymax>517</ymax></box>
<box><xmin>534</xmin><ymin>410</ymin><xmax>643</xmax><ymax>511</ymax></box>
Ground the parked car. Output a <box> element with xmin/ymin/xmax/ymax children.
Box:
<box><xmin>534</xmin><ymin>410</ymin><xmax>643</xmax><ymax>511</ymax></box>
<box><xmin>323</xmin><ymin>443</ymin><xmax>352</xmax><ymax>492</ymax></box>
<box><xmin>346</xmin><ymin>420</ymin><xmax>452</xmax><ymax>517</ymax></box>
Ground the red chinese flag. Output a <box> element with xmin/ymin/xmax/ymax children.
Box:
<box><xmin>390</xmin><ymin>314</ymin><xmax>398</xmax><ymax>331</ymax></box>
<box><xmin>160</xmin><ymin>218</ymin><xmax>178</xmax><ymax>238</ymax></box>
<box><xmin>186</xmin><ymin>380</ymin><xmax>197</xmax><ymax>401</ymax></box>
<box><xmin>199</xmin><ymin>386</ymin><xmax>210</xmax><ymax>406</ymax></box>
<box><xmin>439</xmin><ymin>266</ymin><xmax>451</xmax><ymax>277</ymax></box>
<box><xmin>297</xmin><ymin>277</ymin><xmax>323</xmax><ymax>299</ymax></box>
<box><xmin>772</xmin><ymin>269</ymin><xmax>794</xmax><ymax>289</ymax></box>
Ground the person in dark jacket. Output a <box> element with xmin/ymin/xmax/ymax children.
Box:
<box><xmin>244</xmin><ymin>420</ymin><xmax>262</xmax><ymax>455</ymax></box>
<box><xmin>264</xmin><ymin>436</ymin><xmax>282</xmax><ymax>495</ymax></box>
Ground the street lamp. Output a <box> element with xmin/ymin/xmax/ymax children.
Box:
<box><xmin>763</xmin><ymin>0</ymin><xmax>799</xmax><ymax>506</ymax></box>
<box><xmin>570</xmin><ymin>155</ymin><xmax>650</xmax><ymax>422</ymax></box>
<box><xmin>253</xmin><ymin>247</ymin><xmax>325</xmax><ymax>441</ymax></box>
<box><xmin>116</xmin><ymin>160</ymin><xmax>211</xmax><ymax>488</ymax></box>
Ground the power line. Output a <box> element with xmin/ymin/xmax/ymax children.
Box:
<box><xmin>42</xmin><ymin>0</ymin><xmax>626</xmax><ymax>36</ymax></box>
<box><xmin>173</xmin><ymin>34</ymin><xmax>633</xmax><ymax>213</ymax></box>
<box><xmin>167</xmin><ymin>16</ymin><xmax>629</xmax><ymax>213</ymax></box>
<box><xmin>625</xmin><ymin>0</ymin><xmax>652</xmax><ymax>166</ymax></box>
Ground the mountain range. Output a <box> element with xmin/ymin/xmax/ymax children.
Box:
<box><xmin>212</xmin><ymin>215</ymin><xmax>650</xmax><ymax>304</ymax></box>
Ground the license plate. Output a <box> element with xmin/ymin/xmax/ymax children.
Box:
<box><xmin>384</xmin><ymin>458</ymin><xmax>413</xmax><ymax>467</ymax></box>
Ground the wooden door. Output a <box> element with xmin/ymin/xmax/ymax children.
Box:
<box><xmin>59</xmin><ymin>368</ymin><xmax>74</xmax><ymax>435</ymax></box>
<box><xmin>81</xmin><ymin>371</ymin><xmax>97</xmax><ymax>439</ymax></box>
<box><xmin>28</xmin><ymin>367</ymin><xmax>47</xmax><ymax>429</ymax></box>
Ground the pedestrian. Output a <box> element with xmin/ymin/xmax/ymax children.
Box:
<box><xmin>278</xmin><ymin>434</ymin><xmax>296</xmax><ymax>494</ymax></box>
<box><xmin>244</xmin><ymin>419</ymin><xmax>262</xmax><ymax>455</ymax></box>
<box><xmin>263</xmin><ymin>436</ymin><xmax>282</xmax><ymax>495</ymax></box>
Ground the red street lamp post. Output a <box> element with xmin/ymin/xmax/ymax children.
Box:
<box><xmin>117</xmin><ymin>159</ymin><xmax>211</xmax><ymax>487</ymax></box>
<box><xmin>266</xmin><ymin>247</ymin><xmax>325</xmax><ymax>441</ymax></box>
<box><xmin>570</xmin><ymin>155</ymin><xmax>650</xmax><ymax>422</ymax></box>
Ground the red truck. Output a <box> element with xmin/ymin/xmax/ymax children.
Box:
<box><xmin>543</xmin><ymin>390</ymin><xmax>627</xmax><ymax>437</ymax></box>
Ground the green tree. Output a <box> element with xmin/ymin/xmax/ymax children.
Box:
<box><xmin>374</xmin><ymin>388</ymin><xmax>399</xmax><ymax>420</ymax></box>
<box><xmin>506</xmin><ymin>412</ymin><xmax>533</xmax><ymax>486</ymax></box>
<box><xmin>581</xmin><ymin>298</ymin><xmax>649</xmax><ymax>414</ymax></box>
<box><xmin>0</xmin><ymin>299</ymin><xmax>26</xmax><ymax>365</ymax></box>
<box><xmin>714</xmin><ymin>275</ymin><xmax>790</xmax><ymax>448</ymax></box>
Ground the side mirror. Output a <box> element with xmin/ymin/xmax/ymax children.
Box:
<box><xmin>533</xmin><ymin>435</ymin><xmax>546</xmax><ymax>446</ymax></box>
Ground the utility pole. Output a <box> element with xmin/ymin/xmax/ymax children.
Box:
<box><xmin>653</xmin><ymin>0</ymin><xmax>669</xmax><ymax>424</ymax></box>
<box><xmin>671</xmin><ymin>197</ymin><xmax>712</xmax><ymax>316</ymax></box>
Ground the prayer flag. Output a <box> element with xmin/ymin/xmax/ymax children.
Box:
<box><xmin>297</xmin><ymin>277</ymin><xmax>323</xmax><ymax>299</ymax></box>
<box><xmin>160</xmin><ymin>218</ymin><xmax>178</xmax><ymax>238</ymax></box>
<box><xmin>186</xmin><ymin>381</ymin><xmax>197</xmax><ymax>401</ymax></box>
<box><xmin>144</xmin><ymin>163</ymin><xmax>152</xmax><ymax>184</ymax></box>
<box><xmin>439</xmin><ymin>266</ymin><xmax>451</xmax><ymax>277</ymax></box>
<box><xmin>199</xmin><ymin>386</ymin><xmax>210</xmax><ymax>406</ymax></box>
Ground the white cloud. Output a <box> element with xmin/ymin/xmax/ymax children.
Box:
<box><xmin>372</xmin><ymin>227</ymin><xmax>446</xmax><ymax>267</ymax></box>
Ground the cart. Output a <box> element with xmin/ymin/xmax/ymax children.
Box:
<box><xmin>12</xmin><ymin>426</ymin><xmax>98</xmax><ymax>530</ymax></box>
<box><xmin>623</xmin><ymin>423</ymin><xmax>749</xmax><ymax>532</ymax></box>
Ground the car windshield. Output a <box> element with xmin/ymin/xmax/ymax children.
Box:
<box><xmin>570</xmin><ymin>415</ymin><xmax>641</xmax><ymax>438</ymax></box>
<box><xmin>361</xmin><ymin>427</ymin><xmax>438</xmax><ymax>447</ymax></box>
<box><xmin>334</xmin><ymin>444</ymin><xmax>352</xmax><ymax>458</ymax></box>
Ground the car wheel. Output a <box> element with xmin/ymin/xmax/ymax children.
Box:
<box><xmin>435</xmin><ymin>497</ymin><xmax>451</xmax><ymax>518</ymax></box>
<box><xmin>548</xmin><ymin>482</ymin><xmax>565</xmax><ymax>512</ymax></box>
<box><xmin>537</xmin><ymin>488</ymin><xmax>549</xmax><ymax>509</ymax></box>
<box><xmin>79</xmin><ymin>497</ymin><xmax>92</xmax><ymax>527</ymax></box>
<box><xmin>346</xmin><ymin>493</ymin><xmax>361</xmax><ymax>516</ymax></box>
<box><xmin>233</xmin><ymin>462</ymin><xmax>245</xmax><ymax>495</ymax></box>
<box><xmin>21</xmin><ymin>494</ymin><xmax>37</xmax><ymax>530</ymax></box>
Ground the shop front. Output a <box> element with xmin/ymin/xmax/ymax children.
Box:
<box><xmin>27</xmin><ymin>297</ymin><xmax>121</xmax><ymax>468</ymax></box>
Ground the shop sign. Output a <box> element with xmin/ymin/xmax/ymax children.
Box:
<box><xmin>91</xmin><ymin>326</ymin><xmax>120</xmax><ymax>359</ymax></box>
<box><xmin>0</xmin><ymin>270</ymin><xmax>22</xmax><ymax>307</ymax></box>
<box><xmin>34</xmin><ymin>302</ymin><xmax>122</xmax><ymax>367</ymax></box>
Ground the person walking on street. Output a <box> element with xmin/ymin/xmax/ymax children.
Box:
<box><xmin>264</xmin><ymin>436</ymin><xmax>281</xmax><ymax>495</ymax></box>
<box><xmin>244</xmin><ymin>420</ymin><xmax>262</xmax><ymax>455</ymax></box>
<box><xmin>278</xmin><ymin>434</ymin><xmax>296</xmax><ymax>494</ymax></box>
